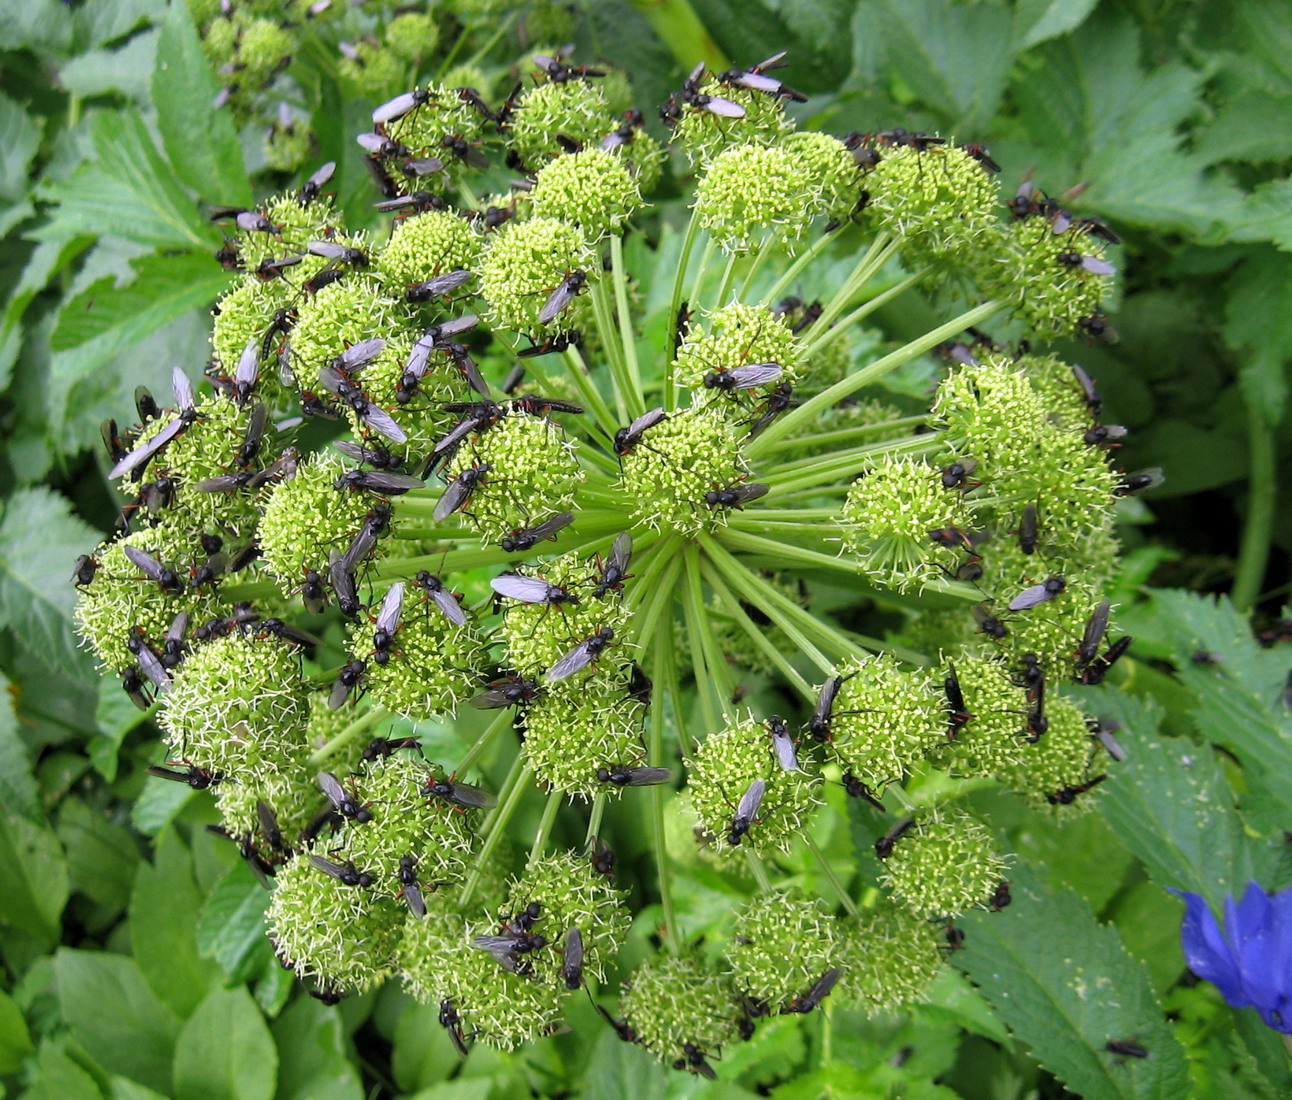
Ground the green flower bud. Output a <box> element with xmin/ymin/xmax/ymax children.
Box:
<box><xmin>926</xmin><ymin>655</ymin><xmax>1028</xmax><ymax>778</ymax></box>
<box><xmin>337</xmin><ymin>41</ymin><xmax>404</xmax><ymax>100</ymax></box>
<box><xmin>782</xmin><ymin>131</ymin><xmax>865</xmax><ymax>222</ymax></box>
<box><xmin>285</xmin><ymin>267</ymin><xmax>398</xmax><ymax>372</ymax></box>
<box><xmin>201</xmin><ymin>16</ymin><xmax>237</xmax><ymax>68</ymax></box>
<box><xmin>996</xmin><ymin>693</ymin><xmax>1106</xmax><ymax>811</ymax></box>
<box><xmin>478</xmin><ymin>217</ymin><xmax>596</xmax><ymax>336</ymax></box>
<box><xmin>384</xmin><ymin>12</ymin><xmax>438</xmax><ymax>61</ymax></box>
<box><xmin>74</xmin><ymin>529</ymin><xmax>218</xmax><ymax>670</ymax></box>
<box><xmin>694</xmin><ymin>143</ymin><xmax>815</xmax><ymax>253</ymax></box>
<box><xmin>376</xmin><ymin>209</ymin><xmax>483</xmax><ymax>295</ymax></box>
<box><xmin>530</xmin><ymin>148</ymin><xmax>643</xmax><ymax>240</ymax></box>
<box><xmin>190</xmin><ymin>0</ymin><xmax>223</xmax><ymax>30</ymax></box>
<box><xmin>441</xmin><ymin>918</ymin><xmax>567</xmax><ymax>1049</ymax></box>
<box><xmin>498</xmin><ymin>546</ymin><xmax>635</xmax><ymax>676</ymax></box>
<box><xmin>672</xmin><ymin>84</ymin><xmax>792</xmax><ymax>168</ymax></box>
<box><xmin>237</xmin><ymin>18</ymin><xmax>292</xmax><ymax>84</ymax></box>
<box><xmin>330</xmin><ymin>754</ymin><xmax>478</xmax><ymax>893</ymax></box>
<box><xmin>989</xmin><ymin>217</ymin><xmax>1116</xmax><ymax>338</ymax></box>
<box><xmin>264</xmin><ymin>118</ymin><xmax>312</xmax><ymax>173</ymax></box>
<box><xmin>442</xmin><ymin>413</ymin><xmax>584</xmax><ymax>542</ymax></box>
<box><xmin>351</xmin><ymin>583</ymin><xmax>485</xmax><ymax>718</ymax></box>
<box><xmin>160</xmin><ymin>630</ymin><xmax>311</xmax><ymax>778</ymax></box>
<box><xmin>609</xmin><ymin>126</ymin><xmax>665</xmax><ymax>194</ymax></box>
<box><xmin>215</xmin><ymin>766</ymin><xmax>330</xmax><ymax>848</ymax></box>
<box><xmin>382</xmin><ymin>85</ymin><xmax>491</xmax><ymax>171</ymax></box>
<box><xmin>820</xmin><ymin>654</ymin><xmax>942</xmax><ymax>793</ymax></box>
<box><xmin>504</xmin><ymin>851</ymin><xmax>630</xmax><ymax>984</ymax></box>
<box><xmin>687</xmin><ymin>714</ymin><xmax>820</xmax><ymax>856</ymax></box>
<box><xmin>258</xmin><ymin>450</ymin><xmax>381</xmax><ymax>596</ymax></box>
<box><xmin>440</xmin><ymin>65</ymin><xmax>492</xmax><ymax>98</ymax></box>
<box><xmin>931</xmin><ymin>352</ymin><xmax>1047</xmax><ymax>469</ymax></box>
<box><xmin>863</xmin><ymin>143</ymin><xmax>1001</xmax><ymax>260</ymax></box>
<box><xmin>506</xmin><ymin>81</ymin><xmax>614</xmax><ymax>170</ymax></box>
<box><xmin>268</xmin><ymin>855</ymin><xmax>405</xmax><ymax>995</ymax></box>
<box><xmin>879</xmin><ymin>808</ymin><xmax>1009</xmax><ymax>918</ymax></box>
<box><xmin>621</xmin><ymin>954</ymin><xmax>740</xmax><ymax>1074</ymax></box>
<box><xmin>1017</xmin><ymin>352</ymin><xmax>1097</xmax><ymax>433</ymax></box>
<box><xmin>979</xmin><ymin>569</ymin><xmax>1102</xmax><ymax>669</ymax></box>
<box><xmin>616</xmin><ymin>407</ymin><xmax>747</xmax><ymax>536</ymax></box>
<box><xmin>839</xmin><ymin>456</ymin><xmax>971</xmax><ymax>591</ymax></box>
<box><xmin>521</xmin><ymin>3</ymin><xmax>576</xmax><ymax>45</ymax></box>
<box><xmin>835</xmin><ymin>905</ymin><xmax>945</xmax><ymax>1014</ymax></box>
<box><xmin>673</xmin><ymin>300</ymin><xmax>801</xmax><ymax>394</ymax></box>
<box><xmin>522</xmin><ymin>689</ymin><xmax>648</xmax><ymax>798</ymax></box>
<box><xmin>728</xmin><ymin>891</ymin><xmax>843</xmax><ymax>1011</ymax></box>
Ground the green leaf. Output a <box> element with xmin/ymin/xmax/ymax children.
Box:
<box><xmin>172</xmin><ymin>986</ymin><xmax>277</xmax><ymax>1100</ymax></box>
<box><xmin>1095</xmin><ymin>691</ymin><xmax>1269</xmax><ymax>906</ymax></box>
<box><xmin>72</xmin><ymin>0</ymin><xmax>164</xmax><ymax>52</ymax></box>
<box><xmin>34</xmin><ymin>110</ymin><xmax>211</xmax><ymax>249</ymax></box>
<box><xmin>60</xmin><ymin>30</ymin><xmax>160</xmax><ymax>102</ymax></box>
<box><xmin>873</xmin><ymin>0</ymin><xmax>1015</xmax><ymax>131</ymax></box>
<box><xmin>1222</xmin><ymin>250</ymin><xmax>1292</xmax><ymax>426</ymax></box>
<box><xmin>0</xmin><ymin>488</ymin><xmax>103</xmax><ymax>675</ymax></box>
<box><xmin>391</xmin><ymin>1001</ymin><xmax>458</xmax><ymax>1093</ymax></box>
<box><xmin>48</xmin><ymin>251</ymin><xmax>229</xmax><ymax>431</ymax></box>
<box><xmin>0</xmin><ymin>807</ymin><xmax>69</xmax><ymax>950</ymax></box>
<box><xmin>0</xmin><ymin>671</ymin><xmax>38</xmax><ymax>820</ymax></box>
<box><xmin>54</xmin><ymin>949</ymin><xmax>179</xmax><ymax>1094</ymax></box>
<box><xmin>0</xmin><ymin>236</ymin><xmax>93</xmax><ymax>393</ymax></box>
<box><xmin>1194</xmin><ymin>92</ymin><xmax>1292</xmax><ymax>166</ymax></box>
<box><xmin>271</xmin><ymin>998</ymin><xmax>363</xmax><ymax>1100</ymax></box>
<box><xmin>0</xmin><ymin>0</ymin><xmax>73</xmax><ymax>54</ymax></box>
<box><xmin>580</xmin><ymin>1029</ymin><xmax>670</xmax><ymax>1100</ymax></box>
<box><xmin>956</xmin><ymin>872</ymin><xmax>1191</xmax><ymax>1100</ymax></box>
<box><xmin>1013</xmin><ymin>0</ymin><xmax>1100</xmax><ymax>48</ymax></box>
<box><xmin>131</xmin><ymin>777</ymin><xmax>195</xmax><ymax>837</ymax></box>
<box><xmin>24</xmin><ymin>1040</ymin><xmax>104</xmax><ymax>1100</ymax></box>
<box><xmin>0</xmin><ymin>91</ymin><xmax>42</xmax><ymax>203</ymax></box>
<box><xmin>0</xmin><ymin>987</ymin><xmax>33</xmax><ymax>1074</ymax></box>
<box><xmin>406</xmin><ymin>1083</ymin><xmax>494</xmax><ymax>1100</ymax></box>
<box><xmin>1224</xmin><ymin>179</ymin><xmax>1292</xmax><ymax>252</ymax></box>
<box><xmin>195</xmin><ymin>864</ymin><xmax>271</xmax><ymax>978</ymax></box>
<box><xmin>152</xmin><ymin>2</ymin><xmax>250</xmax><ymax>205</ymax></box>
<box><xmin>1015</xmin><ymin>12</ymin><xmax>1244</xmax><ymax>233</ymax></box>
<box><xmin>109</xmin><ymin>1078</ymin><xmax>173</xmax><ymax>1100</ymax></box>
<box><xmin>91</xmin><ymin>677</ymin><xmax>152</xmax><ymax>783</ymax></box>
<box><xmin>57</xmin><ymin>797</ymin><xmax>141</xmax><ymax>912</ymax></box>
<box><xmin>1141</xmin><ymin>589</ymin><xmax>1292</xmax><ymax>833</ymax></box>
<box><xmin>130</xmin><ymin>828</ymin><xmax>221</xmax><ymax>1018</ymax></box>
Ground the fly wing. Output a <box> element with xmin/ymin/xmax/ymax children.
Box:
<box><xmin>754</xmin><ymin>50</ymin><xmax>788</xmax><ymax>70</ymax></box>
<box><xmin>402</xmin><ymin>157</ymin><xmax>446</xmax><ymax>176</ymax></box>
<box><xmin>376</xmin><ymin>582</ymin><xmax>405</xmax><ymax>636</ymax></box>
<box><xmin>235</xmin><ymin>338</ymin><xmax>261</xmax><ymax>390</ymax></box>
<box><xmin>372</xmin><ymin>91</ymin><xmax>418</xmax><ymax>124</ymax></box>
<box><xmin>431</xmin><ymin>419</ymin><xmax>478</xmax><ymax>460</ymax></box>
<box><xmin>538</xmin><ymin>281</ymin><xmax>577</xmax><ymax>324</ymax></box>
<box><xmin>736</xmin><ymin>777</ymin><xmax>766</xmax><ymax>821</ymax></box>
<box><xmin>357</xmin><ymin>471</ymin><xmax>425</xmax><ymax>493</ymax></box>
<box><xmin>317</xmin><ymin>364</ymin><xmax>347</xmax><ymax>397</ymax></box>
<box><xmin>420</xmin><ymin>269</ymin><xmax>473</xmax><ymax>296</ymax></box>
<box><xmin>123</xmin><ymin>545</ymin><xmax>168</xmax><ymax>583</ymax></box>
<box><xmin>1008</xmin><ymin>583</ymin><xmax>1050</xmax><ymax>611</ymax></box>
<box><xmin>257</xmin><ymin>799</ymin><xmax>283</xmax><ymax>849</ymax></box>
<box><xmin>317</xmin><ymin>771</ymin><xmax>348</xmax><ymax>811</ymax></box>
<box><xmin>165</xmin><ymin>612</ymin><xmax>189</xmax><ymax>646</ymax></box>
<box><xmin>134</xmin><ymin>643</ymin><xmax>171</xmax><ymax>692</ymax></box>
<box><xmin>340</xmin><ymin>526</ymin><xmax>377</xmax><ymax>575</ymax></box>
<box><xmin>402</xmin><ymin>877</ymin><xmax>426</xmax><ymax>918</ymax></box>
<box><xmin>108</xmin><ymin>417</ymin><xmax>184</xmax><ymax>478</ymax></box>
<box><xmin>450</xmin><ymin>347</ymin><xmax>489</xmax><ymax>396</ymax></box>
<box><xmin>1079</xmin><ymin>597</ymin><xmax>1111</xmax><ymax>663</ymax></box>
<box><xmin>727</xmin><ymin>362</ymin><xmax>783</xmax><ymax>388</ymax></box>
<box><xmin>309</xmin><ymin>854</ymin><xmax>350</xmax><ymax>881</ymax></box>
<box><xmin>702</xmin><ymin>95</ymin><xmax>747</xmax><ymax>118</ymax></box>
<box><xmin>436</xmin><ymin>314</ymin><xmax>479</xmax><ymax>339</ymax></box>
<box><xmin>626</xmin><ymin>407</ymin><xmax>667</xmax><ymax>438</ymax></box>
<box><xmin>606</xmin><ymin>531</ymin><xmax>633</xmax><ymax>575</ymax></box>
<box><xmin>444</xmin><ymin>781</ymin><xmax>497</xmax><ymax>808</ymax></box>
<box><xmin>733</xmin><ymin>71</ymin><xmax>782</xmax><ymax>94</ymax></box>
<box><xmin>469</xmin><ymin>686</ymin><xmax>514</xmax><ymax>709</ymax></box>
<box><xmin>431</xmin><ymin>586</ymin><xmax>468</xmax><ymax>626</ymax></box>
<box><xmin>433</xmin><ymin>477</ymin><xmax>472</xmax><ymax>521</ymax></box>
<box><xmin>306</xmin><ymin>240</ymin><xmax>347</xmax><ymax>259</ymax></box>
<box><xmin>805</xmin><ymin>967</ymin><xmax>842</xmax><ymax>1005</ymax></box>
<box><xmin>1081</xmin><ymin>256</ymin><xmax>1116</xmax><ymax>276</ymax></box>
<box><xmin>356</xmin><ymin>131</ymin><xmax>391</xmax><ymax>155</ymax></box>
<box><xmin>732</xmin><ymin>483</ymin><xmax>770</xmax><ymax>504</ymax></box>
<box><xmin>770</xmin><ymin>727</ymin><xmax>799</xmax><ymax>771</ymax></box>
<box><xmin>338</xmin><ymin>338</ymin><xmax>386</xmax><ymax>372</ymax></box>
<box><xmin>622</xmin><ymin>767</ymin><xmax>670</xmax><ymax>786</ymax></box>
<box><xmin>546</xmin><ymin>638</ymin><xmax>594</xmax><ymax>682</ymax></box>
<box><xmin>307</xmin><ymin>161</ymin><xmax>335</xmax><ymax>189</ymax></box>
<box><xmin>332</xmin><ymin>440</ymin><xmax>376</xmax><ymax>463</ymax></box>
<box><xmin>359</xmin><ymin>403</ymin><xmax>408</xmax><ymax>444</ymax></box>
<box><xmin>471</xmin><ymin>935</ymin><xmax>522</xmax><ymax>967</ymax></box>
<box><xmin>490</xmin><ymin>575</ymin><xmax>558</xmax><ymax>603</ymax></box>
<box><xmin>563</xmin><ymin>927</ymin><xmax>583</xmax><ymax>975</ymax></box>
<box><xmin>529</xmin><ymin>512</ymin><xmax>576</xmax><ymax>543</ymax></box>
<box><xmin>194</xmin><ymin>473</ymin><xmax>250</xmax><ymax>493</ymax></box>
<box><xmin>404</xmin><ymin>336</ymin><xmax>435</xmax><ymax>381</ymax></box>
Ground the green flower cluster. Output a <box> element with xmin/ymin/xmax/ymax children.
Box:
<box><xmin>77</xmin><ymin>49</ymin><xmax>1140</xmax><ymax>1075</ymax></box>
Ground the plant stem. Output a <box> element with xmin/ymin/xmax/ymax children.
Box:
<box><xmin>802</xmin><ymin>269</ymin><xmax>926</xmax><ymax>359</ymax></box>
<box><xmin>738</xmin><ymin>233</ymin><xmax>775</xmax><ymax>300</ymax></box>
<box><xmin>811</xmin><ymin>233</ymin><xmax>896</xmax><ymax>335</ymax></box>
<box><xmin>454</xmin><ymin>710</ymin><xmax>513</xmax><ymax>776</ymax></box>
<box><xmin>681</xmin><ymin>545</ymin><xmax>723</xmax><ymax>732</ymax></box>
<box><xmin>591</xmin><ymin>274</ymin><xmax>631</xmax><ymax>423</ymax></box>
<box><xmin>760</xmin><ymin>229</ymin><xmax>838</xmax><ymax>307</ymax></box>
<box><xmin>528</xmin><ymin>789</ymin><xmax>564</xmax><ymax>866</ymax></box>
<box><xmin>749</xmin><ymin>299</ymin><xmax>1004</xmax><ymax>454</ymax></box>
<box><xmin>459</xmin><ymin>758</ymin><xmax>531</xmax><ymax>907</ymax></box>
<box><xmin>687</xmin><ymin>237</ymin><xmax>716</xmax><ymax>321</ymax></box>
<box><xmin>563</xmin><ymin>346</ymin><xmax>622</xmax><ymax>440</ymax></box>
<box><xmin>1233</xmin><ymin>401</ymin><xmax>1277</xmax><ymax>612</ymax></box>
<box><xmin>628</xmin><ymin>0</ymin><xmax>731</xmax><ymax>72</ymax></box>
<box><xmin>762</xmin><ymin>416</ymin><xmax>929</xmax><ymax>456</ymax></box>
<box><xmin>609</xmin><ymin>234</ymin><xmax>645</xmax><ymax>418</ymax></box>
<box><xmin>700</xmin><ymin>558</ymin><xmax>814</xmax><ymax>699</ymax></box>
<box><xmin>665</xmin><ymin>210</ymin><xmax>704</xmax><ymax>411</ymax></box>
<box><xmin>585</xmin><ymin>792</ymin><xmax>607</xmax><ymax>845</ymax></box>
<box><xmin>650</xmin><ymin>607</ymin><xmax>682</xmax><ymax>953</ymax></box>
<box><xmin>802</xmin><ymin>832</ymin><xmax>860</xmax><ymax>918</ymax></box>
<box><xmin>713</xmin><ymin>248</ymin><xmax>740</xmax><ymax>309</ymax></box>
<box><xmin>745</xmin><ymin>849</ymin><xmax>772</xmax><ymax>891</ymax></box>
<box><xmin>309</xmin><ymin>706</ymin><xmax>385</xmax><ymax>766</ymax></box>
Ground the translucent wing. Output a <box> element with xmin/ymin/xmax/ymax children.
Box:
<box><xmin>736</xmin><ymin>777</ymin><xmax>766</xmax><ymax>821</ymax></box>
<box><xmin>546</xmin><ymin>638</ymin><xmax>595</xmax><ymax>682</ymax></box>
<box><xmin>490</xmin><ymin>575</ymin><xmax>560</xmax><ymax>603</ymax></box>
<box><xmin>108</xmin><ymin>417</ymin><xmax>184</xmax><ymax>478</ymax></box>
<box><xmin>376</xmin><ymin>582</ymin><xmax>405</xmax><ymax>636</ymax></box>
<box><xmin>359</xmin><ymin>404</ymin><xmax>408</xmax><ymax>444</ymax></box>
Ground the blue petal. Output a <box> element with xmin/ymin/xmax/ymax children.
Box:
<box><xmin>1170</xmin><ymin>888</ymin><xmax>1249</xmax><ymax>1008</ymax></box>
<box><xmin>1231</xmin><ymin>884</ymin><xmax>1281</xmax><ymax>1014</ymax></box>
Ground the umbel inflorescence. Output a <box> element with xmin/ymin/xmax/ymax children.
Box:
<box><xmin>75</xmin><ymin>48</ymin><xmax>1144</xmax><ymax>1073</ymax></box>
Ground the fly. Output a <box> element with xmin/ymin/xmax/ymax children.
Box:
<box><xmin>561</xmin><ymin>927</ymin><xmax>584</xmax><ymax>989</ymax></box>
<box><xmin>596</xmin><ymin>765</ymin><xmax>669</xmax><ymax>787</ymax></box>
<box><xmin>371</xmin><ymin>582</ymin><xmax>404</xmax><ymax>665</ymax></box>
<box><xmin>434</xmin><ymin>462</ymin><xmax>491</xmax><ymax>521</ymax></box>
<box><xmin>424</xmin><ymin>775</ymin><xmax>498</xmax><ymax>809</ymax></box>
<box><xmin>703</xmin><ymin>362</ymin><xmax>783</xmax><ymax>391</ymax></box>
<box><xmin>538</xmin><ymin>270</ymin><xmax>589</xmax><ymax>324</ymax></box>
<box><xmin>727</xmin><ymin>777</ymin><xmax>766</xmax><ymax>845</ymax></box>
<box><xmin>767</xmin><ymin>715</ymin><xmax>800</xmax><ymax>771</ymax></box>
<box><xmin>414</xmin><ymin>571</ymin><xmax>468</xmax><ymax>627</ymax></box>
<box><xmin>318</xmin><ymin>770</ymin><xmax>372</xmax><ymax>822</ymax></box>
<box><xmin>490</xmin><ymin>574</ymin><xmax>580</xmax><ymax>607</ymax></box>
<box><xmin>500</xmin><ymin>512</ymin><xmax>575</xmax><ymax>553</ymax></box>
<box><xmin>328</xmin><ymin>659</ymin><xmax>368</xmax><ymax>709</ymax></box>
<box><xmin>397</xmin><ymin>854</ymin><xmax>426</xmax><ymax>917</ymax></box>
<box><xmin>108</xmin><ymin>368</ymin><xmax>202</xmax><ymax>480</ymax></box>
<box><xmin>309</xmin><ymin>854</ymin><xmax>374</xmax><ymax>887</ymax></box>
<box><xmin>704</xmin><ymin>483</ymin><xmax>769</xmax><ymax>509</ymax></box>
<box><xmin>589</xmin><ymin>532</ymin><xmax>632</xmax><ymax>597</ymax></box>
<box><xmin>1008</xmin><ymin>576</ymin><xmax>1066</xmax><ymax>611</ymax></box>
<box><xmin>781</xmin><ymin>968</ymin><xmax>842</xmax><ymax>1014</ymax></box>
<box><xmin>875</xmin><ymin>817</ymin><xmax>914</xmax><ymax>859</ymax></box>
<box><xmin>406</xmin><ymin>269</ymin><xmax>474</xmax><ymax>302</ymax></box>
<box><xmin>297</xmin><ymin>161</ymin><xmax>335</xmax><ymax>205</ymax></box>
<box><xmin>547</xmin><ymin>626</ymin><xmax>615</xmax><ymax>681</ymax></box>
<box><xmin>614</xmin><ymin>407</ymin><xmax>667</xmax><ymax>455</ymax></box>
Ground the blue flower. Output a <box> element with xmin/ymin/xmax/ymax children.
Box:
<box><xmin>1169</xmin><ymin>882</ymin><xmax>1292</xmax><ymax>1033</ymax></box>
